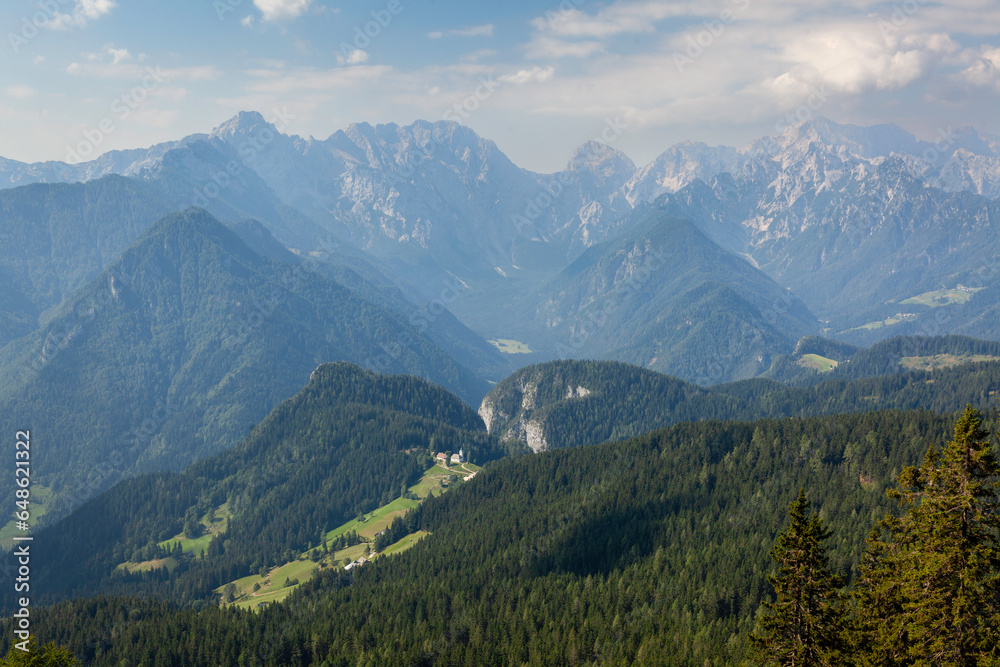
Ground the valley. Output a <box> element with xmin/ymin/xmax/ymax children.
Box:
<box><xmin>216</xmin><ymin>459</ymin><xmax>480</xmax><ymax>610</ymax></box>
<box><xmin>2</xmin><ymin>104</ymin><xmax>1000</xmax><ymax>665</ymax></box>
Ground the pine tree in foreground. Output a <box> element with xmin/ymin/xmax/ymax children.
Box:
<box><xmin>750</xmin><ymin>488</ymin><xmax>847</xmax><ymax>666</ymax></box>
<box><xmin>853</xmin><ymin>405</ymin><xmax>1000</xmax><ymax>667</ymax></box>
<box><xmin>0</xmin><ymin>638</ymin><xmax>79</xmax><ymax>666</ymax></box>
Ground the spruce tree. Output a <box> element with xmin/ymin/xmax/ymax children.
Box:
<box><xmin>851</xmin><ymin>526</ymin><xmax>907</xmax><ymax>667</ymax></box>
<box><xmin>750</xmin><ymin>488</ymin><xmax>847</xmax><ymax>666</ymax></box>
<box><xmin>0</xmin><ymin>638</ymin><xmax>80</xmax><ymax>666</ymax></box>
<box><xmin>854</xmin><ymin>405</ymin><xmax>1000</xmax><ymax>667</ymax></box>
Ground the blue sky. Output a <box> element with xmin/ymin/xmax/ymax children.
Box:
<box><xmin>2</xmin><ymin>0</ymin><xmax>999</xmax><ymax>172</ymax></box>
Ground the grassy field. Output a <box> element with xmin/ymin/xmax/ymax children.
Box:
<box><xmin>900</xmin><ymin>354</ymin><xmax>1000</xmax><ymax>372</ymax></box>
<box><xmin>0</xmin><ymin>484</ymin><xmax>52</xmax><ymax>550</ymax></box>
<box><xmin>156</xmin><ymin>503</ymin><xmax>232</xmax><ymax>557</ymax></box>
<box><xmin>901</xmin><ymin>287</ymin><xmax>983</xmax><ymax>308</ymax></box>
<box><xmin>225</xmin><ymin>558</ymin><xmax>326</xmax><ymax>610</ymax></box>
<box><xmin>117</xmin><ymin>556</ymin><xmax>179</xmax><ymax>574</ymax></box>
<box><xmin>796</xmin><ymin>354</ymin><xmax>839</xmax><ymax>373</ymax></box>
<box><xmin>846</xmin><ymin>313</ymin><xmax>919</xmax><ymax>332</ymax></box>
<box><xmin>489</xmin><ymin>339</ymin><xmax>534</xmax><ymax>354</ymax></box>
<box><xmin>380</xmin><ymin>530</ymin><xmax>429</xmax><ymax>557</ymax></box>
<box><xmin>217</xmin><ymin>462</ymin><xmax>481</xmax><ymax>610</ymax></box>
<box><xmin>322</xmin><ymin>496</ymin><xmax>419</xmax><ymax>545</ymax></box>
<box><xmin>321</xmin><ymin>462</ymin><xmax>478</xmax><ymax>545</ymax></box>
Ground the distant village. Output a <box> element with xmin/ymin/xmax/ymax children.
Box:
<box><xmin>435</xmin><ymin>448</ymin><xmax>467</xmax><ymax>465</ymax></box>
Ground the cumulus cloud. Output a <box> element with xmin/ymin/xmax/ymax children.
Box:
<box><xmin>253</xmin><ymin>0</ymin><xmax>312</xmax><ymax>22</ymax></box>
<box><xmin>103</xmin><ymin>44</ymin><xmax>131</xmax><ymax>65</ymax></box>
<box><xmin>49</xmin><ymin>0</ymin><xmax>117</xmax><ymax>29</ymax></box>
<box><xmin>523</xmin><ymin>0</ymin><xmax>703</xmax><ymax>60</ymax></box>
<box><xmin>774</xmin><ymin>25</ymin><xmax>959</xmax><ymax>94</ymax></box>
<box><xmin>956</xmin><ymin>45</ymin><xmax>1000</xmax><ymax>90</ymax></box>
<box><xmin>529</xmin><ymin>3</ymin><xmax>695</xmax><ymax>39</ymax></box>
<box><xmin>337</xmin><ymin>49</ymin><xmax>370</xmax><ymax>66</ymax></box>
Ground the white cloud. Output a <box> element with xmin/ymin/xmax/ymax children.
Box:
<box><xmin>775</xmin><ymin>25</ymin><xmax>956</xmax><ymax>94</ymax></box>
<box><xmin>453</xmin><ymin>24</ymin><xmax>494</xmax><ymax>37</ymax></box>
<box><xmin>5</xmin><ymin>85</ymin><xmax>38</xmax><ymax>99</ymax></box>
<box><xmin>49</xmin><ymin>0</ymin><xmax>117</xmax><ymax>29</ymax></box>
<box><xmin>428</xmin><ymin>24</ymin><xmax>494</xmax><ymax>39</ymax></box>
<box><xmin>956</xmin><ymin>45</ymin><xmax>1000</xmax><ymax>90</ymax></box>
<box><xmin>33</xmin><ymin>56</ymin><xmax>46</xmax><ymax>65</ymax></box>
<box><xmin>253</xmin><ymin>0</ymin><xmax>312</xmax><ymax>21</ymax></box>
<box><xmin>530</xmin><ymin>2</ymin><xmax>699</xmax><ymax>39</ymax></box>
<box><xmin>241</xmin><ymin>15</ymin><xmax>255</xmax><ymax>28</ymax></box>
<box><xmin>522</xmin><ymin>0</ymin><xmax>701</xmax><ymax>60</ymax></box>
<box><xmin>66</xmin><ymin>56</ymin><xmax>221</xmax><ymax>82</ymax></box>
<box><xmin>525</xmin><ymin>36</ymin><xmax>604</xmax><ymax>59</ymax></box>
<box><xmin>460</xmin><ymin>49</ymin><xmax>497</xmax><ymax>63</ymax></box>
<box><xmin>499</xmin><ymin>66</ymin><xmax>555</xmax><ymax>85</ymax></box>
<box><xmin>104</xmin><ymin>44</ymin><xmax>131</xmax><ymax>65</ymax></box>
<box><xmin>337</xmin><ymin>49</ymin><xmax>370</xmax><ymax>66</ymax></box>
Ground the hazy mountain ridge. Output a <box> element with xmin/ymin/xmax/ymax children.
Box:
<box><xmin>496</xmin><ymin>210</ymin><xmax>819</xmax><ymax>383</ymax></box>
<box><xmin>9</xmin><ymin>361</ymin><xmax>500</xmax><ymax>606</ymax></box>
<box><xmin>0</xmin><ymin>208</ymin><xmax>491</xmax><ymax>520</ymax></box>
<box><xmin>4</xmin><ymin>114</ymin><xmax>1000</xmax><ymax>378</ymax></box>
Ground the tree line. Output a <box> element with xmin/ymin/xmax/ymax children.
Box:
<box><xmin>752</xmin><ymin>405</ymin><xmax>1000</xmax><ymax>666</ymax></box>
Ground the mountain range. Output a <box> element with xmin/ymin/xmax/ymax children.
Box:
<box><xmin>4</xmin><ymin>114</ymin><xmax>999</xmax><ymax>364</ymax></box>
<box><xmin>4</xmin><ymin>112</ymin><xmax>1000</xmax><ymax>520</ymax></box>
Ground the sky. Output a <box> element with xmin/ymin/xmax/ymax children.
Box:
<box><xmin>1</xmin><ymin>0</ymin><xmax>999</xmax><ymax>173</ymax></box>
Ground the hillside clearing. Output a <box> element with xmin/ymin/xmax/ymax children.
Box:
<box><xmin>489</xmin><ymin>339</ymin><xmax>533</xmax><ymax>354</ymax></box>
<box><xmin>796</xmin><ymin>354</ymin><xmax>839</xmax><ymax>373</ymax></box>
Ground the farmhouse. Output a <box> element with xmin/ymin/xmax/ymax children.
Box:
<box><xmin>345</xmin><ymin>557</ymin><xmax>368</xmax><ymax>572</ymax></box>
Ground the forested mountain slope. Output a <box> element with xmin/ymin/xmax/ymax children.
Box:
<box><xmin>487</xmin><ymin>211</ymin><xmax>818</xmax><ymax>384</ymax></box>
<box><xmin>0</xmin><ymin>176</ymin><xmax>171</xmax><ymax>346</ymax></box>
<box><xmin>4</xmin><ymin>362</ymin><xmax>500</xmax><ymax>607</ymax></box>
<box><xmin>482</xmin><ymin>351</ymin><xmax>1000</xmax><ymax>452</ymax></box>
<box><xmin>4</xmin><ymin>408</ymin><xmax>972</xmax><ymax>665</ymax></box>
<box><xmin>0</xmin><ymin>208</ymin><xmax>490</xmax><ymax>521</ymax></box>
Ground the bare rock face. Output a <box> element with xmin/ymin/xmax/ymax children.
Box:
<box><xmin>478</xmin><ymin>366</ymin><xmax>602</xmax><ymax>452</ymax></box>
